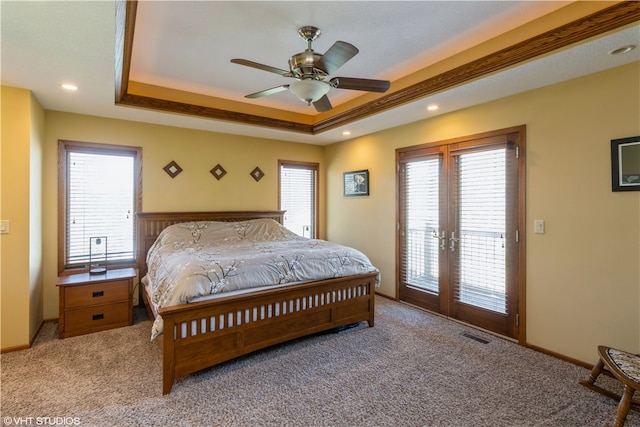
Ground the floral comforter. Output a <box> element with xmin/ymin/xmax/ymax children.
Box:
<box><xmin>144</xmin><ymin>218</ymin><xmax>379</xmax><ymax>339</ymax></box>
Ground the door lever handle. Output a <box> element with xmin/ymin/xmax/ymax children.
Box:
<box><xmin>432</xmin><ymin>230</ymin><xmax>446</xmax><ymax>251</ymax></box>
<box><xmin>449</xmin><ymin>232</ymin><xmax>459</xmax><ymax>251</ymax></box>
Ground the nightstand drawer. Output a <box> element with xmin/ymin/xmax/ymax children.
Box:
<box><xmin>64</xmin><ymin>301</ymin><xmax>131</xmax><ymax>334</ymax></box>
<box><xmin>64</xmin><ymin>279</ymin><xmax>130</xmax><ymax>309</ymax></box>
<box><xmin>57</xmin><ymin>268</ymin><xmax>136</xmax><ymax>339</ymax></box>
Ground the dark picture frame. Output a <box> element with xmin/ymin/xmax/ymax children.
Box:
<box><xmin>611</xmin><ymin>136</ymin><xmax>640</xmax><ymax>192</ymax></box>
<box><xmin>163</xmin><ymin>160</ymin><xmax>183</xmax><ymax>178</ymax></box>
<box><xmin>343</xmin><ymin>169</ymin><xmax>369</xmax><ymax>196</ymax></box>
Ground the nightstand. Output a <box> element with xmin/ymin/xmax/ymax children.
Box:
<box><xmin>57</xmin><ymin>268</ymin><xmax>136</xmax><ymax>339</ymax></box>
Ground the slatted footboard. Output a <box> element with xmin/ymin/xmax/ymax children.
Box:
<box><xmin>157</xmin><ymin>272</ymin><xmax>377</xmax><ymax>394</ymax></box>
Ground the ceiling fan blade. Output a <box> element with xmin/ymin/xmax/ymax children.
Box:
<box><xmin>313</xmin><ymin>95</ymin><xmax>333</xmax><ymax>112</ymax></box>
<box><xmin>231</xmin><ymin>59</ymin><xmax>290</xmax><ymax>76</ymax></box>
<box><xmin>314</xmin><ymin>41</ymin><xmax>359</xmax><ymax>74</ymax></box>
<box><xmin>330</xmin><ymin>77</ymin><xmax>390</xmax><ymax>93</ymax></box>
<box><xmin>245</xmin><ymin>85</ymin><xmax>289</xmax><ymax>99</ymax></box>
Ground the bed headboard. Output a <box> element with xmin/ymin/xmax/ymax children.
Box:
<box><xmin>136</xmin><ymin>210</ymin><xmax>285</xmax><ymax>279</ymax></box>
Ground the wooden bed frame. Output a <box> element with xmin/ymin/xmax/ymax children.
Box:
<box><xmin>136</xmin><ymin>211</ymin><xmax>377</xmax><ymax>395</ymax></box>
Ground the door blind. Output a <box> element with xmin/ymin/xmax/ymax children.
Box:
<box><xmin>402</xmin><ymin>158</ymin><xmax>440</xmax><ymax>293</ymax></box>
<box><xmin>452</xmin><ymin>148</ymin><xmax>507</xmax><ymax>313</ymax></box>
<box><xmin>66</xmin><ymin>151</ymin><xmax>135</xmax><ymax>268</ymax></box>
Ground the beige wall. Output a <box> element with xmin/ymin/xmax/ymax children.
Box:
<box><xmin>325</xmin><ymin>62</ymin><xmax>640</xmax><ymax>364</ymax></box>
<box><xmin>2</xmin><ymin>63</ymin><xmax>638</xmax><ymax>365</ymax></box>
<box><xmin>40</xmin><ymin>113</ymin><xmax>325</xmax><ymax>321</ymax></box>
<box><xmin>29</xmin><ymin>90</ymin><xmax>44</xmax><ymax>344</ymax></box>
<box><xmin>1</xmin><ymin>86</ymin><xmax>44</xmax><ymax>349</ymax></box>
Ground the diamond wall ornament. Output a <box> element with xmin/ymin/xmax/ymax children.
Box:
<box><xmin>250</xmin><ymin>167</ymin><xmax>265</xmax><ymax>182</ymax></box>
<box><xmin>210</xmin><ymin>164</ymin><xmax>227</xmax><ymax>180</ymax></box>
<box><xmin>163</xmin><ymin>161</ymin><xmax>183</xmax><ymax>178</ymax></box>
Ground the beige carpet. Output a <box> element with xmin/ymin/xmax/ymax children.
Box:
<box><xmin>1</xmin><ymin>296</ymin><xmax>636</xmax><ymax>427</ymax></box>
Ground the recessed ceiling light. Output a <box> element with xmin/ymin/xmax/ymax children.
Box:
<box><xmin>609</xmin><ymin>45</ymin><xmax>636</xmax><ymax>55</ymax></box>
<box><xmin>61</xmin><ymin>84</ymin><xmax>78</xmax><ymax>91</ymax></box>
<box><xmin>427</xmin><ymin>104</ymin><xmax>439</xmax><ymax>111</ymax></box>
<box><xmin>342</xmin><ymin>131</ymin><xmax>351</xmax><ymax>136</ymax></box>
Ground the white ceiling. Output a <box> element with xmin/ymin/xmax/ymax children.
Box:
<box><xmin>2</xmin><ymin>1</ymin><xmax>639</xmax><ymax>145</ymax></box>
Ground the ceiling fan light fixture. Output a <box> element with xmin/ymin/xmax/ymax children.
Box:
<box><xmin>232</xmin><ymin>26</ymin><xmax>387</xmax><ymax>112</ymax></box>
<box><xmin>289</xmin><ymin>79</ymin><xmax>329</xmax><ymax>105</ymax></box>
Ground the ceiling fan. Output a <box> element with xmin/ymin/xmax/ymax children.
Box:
<box><xmin>231</xmin><ymin>26</ymin><xmax>391</xmax><ymax>112</ymax></box>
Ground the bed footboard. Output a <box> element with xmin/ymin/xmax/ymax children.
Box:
<box><xmin>158</xmin><ymin>272</ymin><xmax>377</xmax><ymax>395</ymax></box>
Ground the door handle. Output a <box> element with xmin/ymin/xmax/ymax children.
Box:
<box><xmin>449</xmin><ymin>232</ymin><xmax>459</xmax><ymax>251</ymax></box>
<box><xmin>432</xmin><ymin>230</ymin><xmax>446</xmax><ymax>251</ymax></box>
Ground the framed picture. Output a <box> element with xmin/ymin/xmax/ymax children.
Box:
<box><xmin>343</xmin><ymin>169</ymin><xmax>369</xmax><ymax>196</ymax></box>
<box><xmin>611</xmin><ymin>136</ymin><xmax>640</xmax><ymax>192</ymax></box>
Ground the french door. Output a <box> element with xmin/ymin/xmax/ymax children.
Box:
<box><xmin>397</xmin><ymin>127</ymin><xmax>525</xmax><ymax>341</ymax></box>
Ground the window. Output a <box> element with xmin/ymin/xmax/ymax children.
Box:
<box><xmin>58</xmin><ymin>140</ymin><xmax>142</xmax><ymax>273</ymax></box>
<box><xmin>278</xmin><ymin>160</ymin><xmax>318</xmax><ymax>238</ymax></box>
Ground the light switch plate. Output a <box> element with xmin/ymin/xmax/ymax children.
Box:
<box><xmin>0</xmin><ymin>220</ymin><xmax>9</xmax><ymax>234</ymax></box>
<box><xmin>534</xmin><ymin>219</ymin><xmax>545</xmax><ymax>234</ymax></box>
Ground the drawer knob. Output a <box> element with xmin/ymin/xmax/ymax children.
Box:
<box><xmin>92</xmin><ymin>290</ymin><xmax>104</xmax><ymax>298</ymax></box>
<box><xmin>92</xmin><ymin>313</ymin><xmax>104</xmax><ymax>321</ymax></box>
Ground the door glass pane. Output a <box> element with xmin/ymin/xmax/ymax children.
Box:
<box><xmin>454</xmin><ymin>149</ymin><xmax>507</xmax><ymax>313</ymax></box>
<box><xmin>404</xmin><ymin>159</ymin><xmax>440</xmax><ymax>293</ymax></box>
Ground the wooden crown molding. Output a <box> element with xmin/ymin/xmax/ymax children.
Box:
<box><xmin>118</xmin><ymin>92</ymin><xmax>314</xmax><ymax>134</ymax></box>
<box><xmin>314</xmin><ymin>1</ymin><xmax>640</xmax><ymax>133</ymax></box>
<box><xmin>115</xmin><ymin>1</ymin><xmax>640</xmax><ymax>136</ymax></box>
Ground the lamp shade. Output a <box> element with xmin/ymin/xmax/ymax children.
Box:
<box><xmin>289</xmin><ymin>79</ymin><xmax>330</xmax><ymax>105</ymax></box>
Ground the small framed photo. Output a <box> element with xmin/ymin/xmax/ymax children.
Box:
<box><xmin>343</xmin><ymin>169</ymin><xmax>369</xmax><ymax>197</ymax></box>
<box><xmin>611</xmin><ymin>136</ymin><xmax>640</xmax><ymax>192</ymax></box>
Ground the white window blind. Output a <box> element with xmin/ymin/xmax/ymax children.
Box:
<box><xmin>280</xmin><ymin>163</ymin><xmax>317</xmax><ymax>238</ymax></box>
<box><xmin>403</xmin><ymin>158</ymin><xmax>441</xmax><ymax>293</ymax></box>
<box><xmin>66</xmin><ymin>150</ymin><xmax>135</xmax><ymax>268</ymax></box>
<box><xmin>452</xmin><ymin>148</ymin><xmax>507</xmax><ymax>313</ymax></box>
